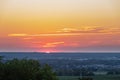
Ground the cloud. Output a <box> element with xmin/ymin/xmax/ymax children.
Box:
<box><xmin>8</xmin><ymin>27</ymin><xmax>106</xmax><ymax>37</ymax></box>
<box><xmin>56</xmin><ymin>27</ymin><xmax>105</xmax><ymax>33</ymax></box>
<box><xmin>8</xmin><ymin>27</ymin><xmax>120</xmax><ymax>37</ymax></box>
<box><xmin>56</xmin><ymin>28</ymin><xmax>78</xmax><ymax>33</ymax></box>
<box><xmin>5</xmin><ymin>29</ymin><xmax>120</xmax><ymax>52</ymax></box>
<box><xmin>56</xmin><ymin>26</ymin><xmax>120</xmax><ymax>34</ymax></box>
<box><xmin>8</xmin><ymin>34</ymin><xmax>28</xmax><ymax>37</ymax></box>
<box><xmin>43</xmin><ymin>42</ymin><xmax>64</xmax><ymax>48</ymax></box>
<box><xmin>8</xmin><ymin>33</ymin><xmax>83</xmax><ymax>37</ymax></box>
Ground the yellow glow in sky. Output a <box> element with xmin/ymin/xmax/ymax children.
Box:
<box><xmin>0</xmin><ymin>0</ymin><xmax>120</xmax><ymax>34</ymax></box>
<box><xmin>0</xmin><ymin>0</ymin><xmax>120</xmax><ymax>52</ymax></box>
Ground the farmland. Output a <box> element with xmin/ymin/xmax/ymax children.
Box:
<box><xmin>58</xmin><ymin>75</ymin><xmax>120</xmax><ymax>80</ymax></box>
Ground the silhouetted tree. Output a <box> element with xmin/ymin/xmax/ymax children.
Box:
<box><xmin>0</xmin><ymin>56</ymin><xmax>4</xmax><ymax>63</ymax></box>
<box><xmin>0</xmin><ymin>58</ymin><xmax>58</xmax><ymax>80</ymax></box>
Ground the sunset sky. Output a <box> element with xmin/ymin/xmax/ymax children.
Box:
<box><xmin>0</xmin><ymin>0</ymin><xmax>120</xmax><ymax>52</ymax></box>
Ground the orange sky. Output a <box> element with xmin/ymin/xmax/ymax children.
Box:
<box><xmin>0</xmin><ymin>0</ymin><xmax>120</xmax><ymax>52</ymax></box>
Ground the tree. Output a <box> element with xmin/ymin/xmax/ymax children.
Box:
<box><xmin>0</xmin><ymin>56</ymin><xmax>4</xmax><ymax>63</ymax></box>
<box><xmin>0</xmin><ymin>58</ymin><xmax>58</xmax><ymax>80</ymax></box>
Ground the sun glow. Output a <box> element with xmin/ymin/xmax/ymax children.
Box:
<box><xmin>45</xmin><ymin>51</ymin><xmax>51</xmax><ymax>54</ymax></box>
<box><xmin>0</xmin><ymin>0</ymin><xmax>120</xmax><ymax>52</ymax></box>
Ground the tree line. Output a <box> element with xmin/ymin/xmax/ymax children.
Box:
<box><xmin>0</xmin><ymin>56</ymin><xmax>58</xmax><ymax>80</ymax></box>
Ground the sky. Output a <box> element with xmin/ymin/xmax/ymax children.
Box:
<box><xmin>0</xmin><ymin>0</ymin><xmax>120</xmax><ymax>52</ymax></box>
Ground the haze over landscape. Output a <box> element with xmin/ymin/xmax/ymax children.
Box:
<box><xmin>0</xmin><ymin>0</ymin><xmax>120</xmax><ymax>52</ymax></box>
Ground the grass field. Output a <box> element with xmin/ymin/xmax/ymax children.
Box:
<box><xmin>58</xmin><ymin>75</ymin><xmax>120</xmax><ymax>80</ymax></box>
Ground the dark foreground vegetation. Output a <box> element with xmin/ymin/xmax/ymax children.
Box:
<box><xmin>0</xmin><ymin>56</ymin><xmax>95</xmax><ymax>80</ymax></box>
<box><xmin>0</xmin><ymin>57</ymin><xmax>58</xmax><ymax>80</ymax></box>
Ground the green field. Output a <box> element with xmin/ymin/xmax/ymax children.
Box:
<box><xmin>58</xmin><ymin>75</ymin><xmax>120</xmax><ymax>80</ymax></box>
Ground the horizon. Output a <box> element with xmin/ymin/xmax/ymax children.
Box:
<box><xmin>0</xmin><ymin>51</ymin><xmax>120</xmax><ymax>53</ymax></box>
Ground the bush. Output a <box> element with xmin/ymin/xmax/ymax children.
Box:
<box><xmin>0</xmin><ymin>58</ymin><xmax>58</xmax><ymax>80</ymax></box>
